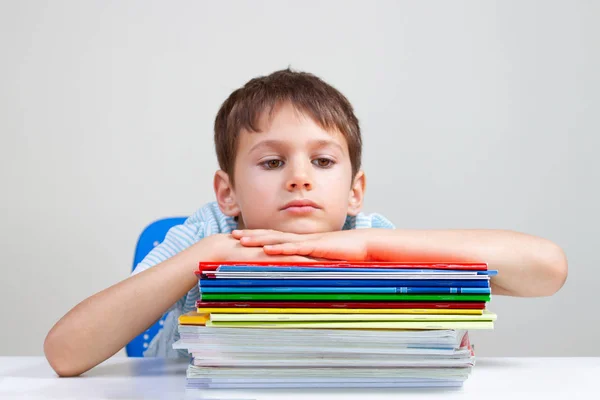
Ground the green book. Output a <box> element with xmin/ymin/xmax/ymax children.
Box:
<box><xmin>200</xmin><ymin>293</ymin><xmax>491</xmax><ymax>302</ymax></box>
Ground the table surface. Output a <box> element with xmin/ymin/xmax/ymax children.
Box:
<box><xmin>0</xmin><ymin>356</ymin><xmax>598</xmax><ymax>400</ymax></box>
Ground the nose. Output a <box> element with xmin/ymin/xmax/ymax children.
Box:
<box><xmin>286</xmin><ymin>160</ymin><xmax>313</xmax><ymax>191</ymax></box>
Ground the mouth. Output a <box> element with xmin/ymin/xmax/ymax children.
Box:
<box><xmin>281</xmin><ymin>199</ymin><xmax>321</xmax><ymax>214</ymax></box>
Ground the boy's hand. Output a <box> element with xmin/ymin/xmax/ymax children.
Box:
<box><xmin>231</xmin><ymin>229</ymin><xmax>321</xmax><ymax>246</ymax></box>
<box><xmin>232</xmin><ymin>229</ymin><xmax>376</xmax><ymax>261</ymax></box>
<box><xmin>204</xmin><ymin>233</ymin><xmax>314</xmax><ymax>262</ymax></box>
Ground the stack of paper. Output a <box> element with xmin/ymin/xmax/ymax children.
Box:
<box><xmin>173</xmin><ymin>262</ymin><xmax>497</xmax><ymax>389</ymax></box>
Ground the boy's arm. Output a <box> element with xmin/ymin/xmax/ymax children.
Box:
<box><xmin>44</xmin><ymin>234</ymin><xmax>311</xmax><ymax>377</ymax></box>
<box><xmin>235</xmin><ymin>228</ymin><xmax>568</xmax><ymax>297</ymax></box>
<box><xmin>43</xmin><ymin>238</ymin><xmax>210</xmax><ymax>377</ymax></box>
<box><xmin>365</xmin><ymin>229</ymin><xmax>568</xmax><ymax>297</ymax></box>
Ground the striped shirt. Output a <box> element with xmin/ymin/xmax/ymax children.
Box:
<box><xmin>132</xmin><ymin>201</ymin><xmax>395</xmax><ymax>357</ymax></box>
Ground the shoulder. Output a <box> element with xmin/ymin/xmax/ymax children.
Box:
<box><xmin>190</xmin><ymin>201</ymin><xmax>237</xmax><ymax>236</ymax></box>
<box><xmin>132</xmin><ymin>202</ymin><xmax>235</xmax><ymax>275</ymax></box>
<box><xmin>342</xmin><ymin>211</ymin><xmax>396</xmax><ymax>230</ymax></box>
<box><xmin>158</xmin><ymin>201</ymin><xmax>235</xmax><ymax>244</ymax></box>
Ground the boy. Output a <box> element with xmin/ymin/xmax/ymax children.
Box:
<box><xmin>44</xmin><ymin>69</ymin><xmax>568</xmax><ymax>377</ymax></box>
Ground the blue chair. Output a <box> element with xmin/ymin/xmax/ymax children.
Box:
<box><xmin>126</xmin><ymin>217</ymin><xmax>188</xmax><ymax>357</ymax></box>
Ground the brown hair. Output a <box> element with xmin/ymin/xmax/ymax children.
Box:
<box><xmin>214</xmin><ymin>68</ymin><xmax>361</xmax><ymax>185</ymax></box>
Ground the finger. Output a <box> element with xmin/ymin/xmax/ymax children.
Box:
<box><xmin>256</xmin><ymin>253</ymin><xmax>314</xmax><ymax>262</ymax></box>
<box><xmin>263</xmin><ymin>242</ymin><xmax>315</xmax><ymax>256</ymax></box>
<box><xmin>274</xmin><ymin>255</ymin><xmax>314</xmax><ymax>262</ymax></box>
<box><xmin>262</xmin><ymin>245</ymin><xmax>346</xmax><ymax>263</ymax></box>
<box><xmin>264</xmin><ymin>242</ymin><xmax>350</xmax><ymax>261</ymax></box>
<box><xmin>231</xmin><ymin>229</ymin><xmax>275</xmax><ymax>239</ymax></box>
<box><xmin>238</xmin><ymin>234</ymin><xmax>298</xmax><ymax>247</ymax></box>
<box><xmin>238</xmin><ymin>236</ymin><xmax>270</xmax><ymax>247</ymax></box>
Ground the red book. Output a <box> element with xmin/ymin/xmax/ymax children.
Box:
<box><xmin>198</xmin><ymin>261</ymin><xmax>488</xmax><ymax>274</ymax></box>
<box><xmin>196</xmin><ymin>301</ymin><xmax>486</xmax><ymax>310</ymax></box>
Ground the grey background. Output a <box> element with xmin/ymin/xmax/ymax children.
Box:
<box><xmin>1</xmin><ymin>0</ymin><xmax>598</xmax><ymax>357</ymax></box>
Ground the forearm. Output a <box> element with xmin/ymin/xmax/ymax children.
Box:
<box><xmin>367</xmin><ymin>229</ymin><xmax>568</xmax><ymax>297</ymax></box>
<box><xmin>44</xmin><ymin>240</ymin><xmax>212</xmax><ymax>377</ymax></box>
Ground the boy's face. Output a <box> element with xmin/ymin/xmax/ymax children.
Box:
<box><xmin>215</xmin><ymin>102</ymin><xmax>365</xmax><ymax>234</ymax></box>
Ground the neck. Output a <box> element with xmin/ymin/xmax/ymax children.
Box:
<box><xmin>235</xmin><ymin>216</ymin><xmax>245</xmax><ymax>230</ymax></box>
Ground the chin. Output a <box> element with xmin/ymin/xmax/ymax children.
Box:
<box><xmin>273</xmin><ymin>219</ymin><xmax>338</xmax><ymax>234</ymax></box>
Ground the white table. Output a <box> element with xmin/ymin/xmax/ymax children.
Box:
<box><xmin>0</xmin><ymin>356</ymin><xmax>598</xmax><ymax>399</ymax></box>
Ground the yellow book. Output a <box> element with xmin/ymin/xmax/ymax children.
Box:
<box><xmin>197</xmin><ymin>307</ymin><xmax>483</xmax><ymax>315</ymax></box>
<box><xmin>178</xmin><ymin>312</ymin><xmax>209</xmax><ymax>326</ymax></box>
<box><xmin>179</xmin><ymin>310</ymin><xmax>494</xmax><ymax>327</ymax></box>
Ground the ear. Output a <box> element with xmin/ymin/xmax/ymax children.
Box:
<box><xmin>347</xmin><ymin>170</ymin><xmax>366</xmax><ymax>216</ymax></box>
<box><xmin>214</xmin><ymin>170</ymin><xmax>241</xmax><ymax>217</ymax></box>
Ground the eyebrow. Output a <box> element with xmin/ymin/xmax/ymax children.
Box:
<box><xmin>248</xmin><ymin>139</ymin><xmax>345</xmax><ymax>154</ymax></box>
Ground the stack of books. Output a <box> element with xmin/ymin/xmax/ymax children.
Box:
<box><xmin>174</xmin><ymin>261</ymin><xmax>497</xmax><ymax>389</ymax></box>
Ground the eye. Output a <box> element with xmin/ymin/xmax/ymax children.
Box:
<box><xmin>312</xmin><ymin>158</ymin><xmax>334</xmax><ymax>168</ymax></box>
<box><xmin>261</xmin><ymin>159</ymin><xmax>284</xmax><ymax>169</ymax></box>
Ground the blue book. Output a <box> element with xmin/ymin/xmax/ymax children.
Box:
<box><xmin>199</xmin><ymin>278</ymin><xmax>490</xmax><ymax>288</ymax></box>
<box><xmin>200</xmin><ymin>286</ymin><xmax>491</xmax><ymax>294</ymax></box>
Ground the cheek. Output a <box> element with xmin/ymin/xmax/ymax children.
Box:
<box><xmin>323</xmin><ymin>171</ymin><xmax>354</xmax><ymax>206</ymax></box>
<box><xmin>323</xmin><ymin>167</ymin><xmax>353</xmax><ymax>190</ymax></box>
<box><xmin>329</xmin><ymin>188</ymin><xmax>352</xmax><ymax>209</ymax></box>
<box><xmin>236</xmin><ymin>172</ymin><xmax>279</xmax><ymax>205</ymax></box>
<box><xmin>252</xmin><ymin>182</ymin><xmax>276</xmax><ymax>199</ymax></box>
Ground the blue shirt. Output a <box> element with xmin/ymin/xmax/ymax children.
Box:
<box><xmin>131</xmin><ymin>201</ymin><xmax>395</xmax><ymax>357</ymax></box>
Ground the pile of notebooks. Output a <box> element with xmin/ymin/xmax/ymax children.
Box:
<box><xmin>173</xmin><ymin>261</ymin><xmax>497</xmax><ymax>389</ymax></box>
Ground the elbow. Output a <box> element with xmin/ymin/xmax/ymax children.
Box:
<box><xmin>44</xmin><ymin>327</ymin><xmax>85</xmax><ymax>377</ymax></box>
<box><xmin>539</xmin><ymin>241</ymin><xmax>568</xmax><ymax>296</ymax></box>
